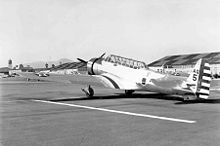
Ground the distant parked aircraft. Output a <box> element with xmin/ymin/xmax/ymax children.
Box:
<box><xmin>35</xmin><ymin>71</ymin><xmax>50</xmax><ymax>77</ymax></box>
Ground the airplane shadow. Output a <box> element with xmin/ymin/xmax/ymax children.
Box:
<box><xmin>50</xmin><ymin>93</ymin><xmax>181</xmax><ymax>102</ymax></box>
<box><xmin>50</xmin><ymin>92</ymin><xmax>220</xmax><ymax>104</ymax></box>
<box><xmin>175</xmin><ymin>99</ymin><xmax>220</xmax><ymax>104</ymax></box>
<box><xmin>50</xmin><ymin>93</ymin><xmax>137</xmax><ymax>102</ymax></box>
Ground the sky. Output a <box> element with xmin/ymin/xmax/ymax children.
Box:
<box><xmin>0</xmin><ymin>0</ymin><xmax>220</xmax><ymax>67</ymax></box>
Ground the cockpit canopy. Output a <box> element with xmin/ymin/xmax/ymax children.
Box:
<box><xmin>105</xmin><ymin>54</ymin><xmax>148</xmax><ymax>69</ymax></box>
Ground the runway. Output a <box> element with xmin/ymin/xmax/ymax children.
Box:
<box><xmin>1</xmin><ymin>76</ymin><xmax>220</xmax><ymax>146</ymax></box>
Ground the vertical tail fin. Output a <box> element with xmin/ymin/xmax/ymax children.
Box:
<box><xmin>187</xmin><ymin>59</ymin><xmax>212</xmax><ymax>99</ymax></box>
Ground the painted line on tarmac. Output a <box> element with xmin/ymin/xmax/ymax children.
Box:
<box><xmin>34</xmin><ymin>100</ymin><xmax>196</xmax><ymax>124</ymax></box>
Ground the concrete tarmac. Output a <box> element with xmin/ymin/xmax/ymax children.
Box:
<box><xmin>1</xmin><ymin>76</ymin><xmax>220</xmax><ymax>146</ymax></box>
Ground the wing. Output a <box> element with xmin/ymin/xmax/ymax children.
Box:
<box><xmin>18</xmin><ymin>72</ymin><xmax>73</xmax><ymax>83</ymax></box>
<box><xmin>17</xmin><ymin>72</ymin><xmax>135</xmax><ymax>89</ymax></box>
<box><xmin>18</xmin><ymin>72</ymin><xmax>141</xmax><ymax>90</ymax></box>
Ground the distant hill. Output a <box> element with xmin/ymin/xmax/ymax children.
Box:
<box><xmin>24</xmin><ymin>58</ymin><xmax>73</xmax><ymax>68</ymax></box>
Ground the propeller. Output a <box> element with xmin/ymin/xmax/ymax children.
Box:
<box><xmin>77</xmin><ymin>53</ymin><xmax>106</xmax><ymax>64</ymax></box>
<box><xmin>77</xmin><ymin>58</ymin><xmax>87</xmax><ymax>64</ymax></box>
<box><xmin>99</xmin><ymin>53</ymin><xmax>106</xmax><ymax>59</ymax></box>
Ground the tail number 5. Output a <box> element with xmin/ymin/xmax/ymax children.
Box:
<box><xmin>193</xmin><ymin>74</ymin><xmax>198</xmax><ymax>81</ymax></box>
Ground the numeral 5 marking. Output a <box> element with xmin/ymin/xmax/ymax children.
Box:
<box><xmin>193</xmin><ymin>74</ymin><xmax>198</xmax><ymax>81</ymax></box>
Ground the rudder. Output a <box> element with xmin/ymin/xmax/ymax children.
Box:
<box><xmin>187</xmin><ymin>59</ymin><xmax>212</xmax><ymax>99</ymax></box>
<box><xmin>198</xmin><ymin>60</ymin><xmax>212</xmax><ymax>99</ymax></box>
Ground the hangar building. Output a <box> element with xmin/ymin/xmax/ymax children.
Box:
<box><xmin>49</xmin><ymin>62</ymin><xmax>87</xmax><ymax>74</ymax></box>
<box><xmin>148</xmin><ymin>52</ymin><xmax>220</xmax><ymax>77</ymax></box>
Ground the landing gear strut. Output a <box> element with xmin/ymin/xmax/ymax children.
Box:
<box><xmin>81</xmin><ymin>85</ymin><xmax>94</xmax><ymax>97</ymax></box>
<box><xmin>125</xmin><ymin>90</ymin><xmax>134</xmax><ymax>96</ymax></box>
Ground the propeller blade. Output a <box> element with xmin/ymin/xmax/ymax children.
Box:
<box><xmin>77</xmin><ymin>58</ymin><xmax>87</xmax><ymax>64</ymax></box>
<box><xmin>99</xmin><ymin>53</ymin><xmax>106</xmax><ymax>59</ymax></box>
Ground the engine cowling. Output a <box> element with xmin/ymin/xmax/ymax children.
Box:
<box><xmin>87</xmin><ymin>58</ymin><xmax>100</xmax><ymax>75</ymax></box>
<box><xmin>78</xmin><ymin>53</ymin><xmax>105</xmax><ymax>75</ymax></box>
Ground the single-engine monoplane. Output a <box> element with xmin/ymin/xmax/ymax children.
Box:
<box><xmin>78</xmin><ymin>53</ymin><xmax>211</xmax><ymax>101</ymax></box>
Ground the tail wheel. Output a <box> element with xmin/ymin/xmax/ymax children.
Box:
<box><xmin>125</xmin><ymin>90</ymin><xmax>134</xmax><ymax>96</ymax></box>
<box><xmin>183</xmin><ymin>95</ymin><xmax>196</xmax><ymax>101</ymax></box>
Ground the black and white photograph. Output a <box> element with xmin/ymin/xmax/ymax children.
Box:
<box><xmin>0</xmin><ymin>0</ymin><xmax>220</xmax><ymax>145</ymax></box>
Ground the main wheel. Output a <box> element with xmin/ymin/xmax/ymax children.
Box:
<box><xmin>81</xmin><ymin>85</ymin><xmax>94</xmax><ymax>97</ymax></box>
<box><xmin>125</xmin><ymin>90</ymin><xmax>134</xmax><ymax>96</ymax></box>
<box><xmin>88</xmin><ymin>85</ymin><xmax>94</xmax><ymax>97</ymax></box>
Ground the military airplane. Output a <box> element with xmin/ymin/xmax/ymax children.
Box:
<box><xmin>77</xmin><ymin>53</ymin><xmax>212</xmax><ymax>101</ymax></box>
<box><xmin>18</xmin><ymin>53</ymin><xmax>212</xmax><ymax>101</ymax></box>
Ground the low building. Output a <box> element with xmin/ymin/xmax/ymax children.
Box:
<box><xmin>0</xmin><ymin>67</ymin><xmax>11</xmax><ymax>75</ymax></box>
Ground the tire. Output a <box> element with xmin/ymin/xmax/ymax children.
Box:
<box><xmin>125</xmin><ymin>90</ymin><xmax>134</xmax><ymax>96</ymax></box>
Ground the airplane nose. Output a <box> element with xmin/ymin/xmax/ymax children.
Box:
<box><xmin>78</xmin><ymin>53</ymin><xmax>105</xmax><ymax>75</ymax></box>
<box><xmin>77</xmin><ymin>57</ymin><xmax>95</xmax><ymax>75</ymax></box>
